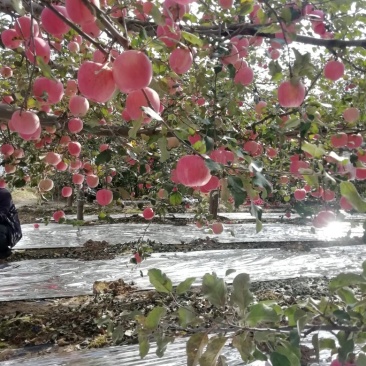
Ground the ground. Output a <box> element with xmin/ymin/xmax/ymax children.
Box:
<box><xmin>0</xmin><ymin>190</ymin><xmax>362</xmax><ymax>364</ymax></box>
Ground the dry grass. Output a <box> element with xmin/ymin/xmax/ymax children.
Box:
<box><xmin>11</xmin><ymin>188</ymin><xmax>38</xmax><ymax>206</ymax></box>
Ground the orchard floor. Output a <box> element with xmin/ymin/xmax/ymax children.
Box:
<box><xmin>0</xmin><ymin>201</ymin><xmax>365</xmax><ymax>365</ymax></box>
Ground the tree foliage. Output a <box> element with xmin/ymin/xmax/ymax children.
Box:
<box><xmin>0</xmin><ymin>0</ymin><xmax>365</xmax><ymax>225</ymax></box>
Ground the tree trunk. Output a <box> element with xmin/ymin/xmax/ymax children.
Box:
<box><xmin>77</xmin><ymin>189</ymin><xmax>84</xmax><ymax>221</ymax></box>
<box><xmin>67</xmin><ymin>194</ymin><xmax>73</xmax><ymax>207</ymax></box>
<box><xmin>209</xmin><ymin>190</ymin><xmax>219</xmax><ymax>219</ymax></box>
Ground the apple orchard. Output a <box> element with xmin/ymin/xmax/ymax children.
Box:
<box><xmin>0</xmin><ymin>0</ymin><xmax>365</xmax><ymax>227</ymax></box>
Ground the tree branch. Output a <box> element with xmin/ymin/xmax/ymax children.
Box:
<box><xmin>0</xmin><ymin>103</ymin><xmax>166</xmax><ymax>137</ymax></box>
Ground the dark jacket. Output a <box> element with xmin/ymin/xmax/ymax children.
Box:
<box><xmin>0</xmin><ymin>188</ymin><xmax>22</xmax><ymax>247</ymax></box>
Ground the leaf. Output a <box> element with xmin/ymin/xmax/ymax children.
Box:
<box><xmin>157</xmin><ymin>137</ymin><xmax>170</xmax><ymax>162</ymax></box>
<box><xmin>11</xmin><ymin>0</ymin><xmax>26</xmax><ymax>16</ymax></box>
<box><xmin>319</xmin><ymin>338</ymin><xmax>336</xmax><ymax>350</ymax></box>
<box><xmin>225</xmin><ymin>269</ymin><xmax>236</xmax><ymax>277</ymax></box>
<box><xmin>205</xmin><ymin>159</ymin><xmax>222</xmax><ymax>173</ymax></box>
<box><xmin>169</xmin><ymin>191</ymin><xmax>182</xmax><ymax>206</ymax></box>
<box><xmin>138</xmin><ymin>333</ymin><xmax>150</xmax><ymax>358</ymax></box>
<box><xmin>36</xmin><ymin>56</ymin><xmax>54</xmax><ymax>80</ymax></box>
<box><xmin>227</xmin><ymin>176</ymin><xmax>246</xmax><ymax>208</ymax></box>
<box><xmin>300</xmin><ymin>168</ymin><xmax>319</xmax><ymax>188</ymax></box>
<box><xmin>253</xmin><ymin>171</ymin><xmax>273</xmax><ymax>194</ymax></box>
<box><xmin>202</xmin><ymin>273</ymin><xmax>227</xmax><ymax>308</ymax></box>
<box><xmin>270</xmin><ymin>352</ymin><xmax>291</xmax><ymax>366</ymax></box>
<box><xmin>328</xmin><ymin>151</ymin><xmax>349</xmax><ymax>164</ymax></box>
<box><xmin>227</xmin><ymin>64</ymin><xmax>236</xmax><ymax>79</ymax></box>
<box><xmin>95</xmin><ymin>149</ymin><xmax>112</xmax><ymax>165</ymax></box>
<box><xmin>302</xmin><ymin>142</ymin><xmax>325</xmax><ymax>158</ymax></box>
<box><xmin>112</xmin><ymin>325</ymin><xmax>124</xmax><ymax>343</ymax></box>
<box><xmin>187</xmin><ymin>333</ymin><xmax>209</xmax><ymax>366</ymax></box>
<box><xmin>128</xmin><ymin>118</ymin><xmax>143</xmax><ymax>138</ymax></box>
<box><xmin>340</xmin><ymin>181</ymin><xmax>366</xmax><ymax>212</ymax></box>
<box><xmin>337</xmin><ymin>287</ymin><xmax>357</xmax><ymax>305</ymax></box>
<box><xmin>178</xmin><ymin>306</ymin><xmax>196</xmax><ymax>327</ymax></box>
<box><xmin>312</xmin><ymin>334</ymin><xmax>319</xmax><ymax>363</ymax></box>
<box><xmin>182</xmin><ymin>31</ymin><xmax>203</xmax><ymax>47</ymax></box>
<box><xmin>260</xmin><ymin>24</ymin><xmax>282</xmax><ymax>34</ymax></box>
<box><xmin>268</xmin><ymin>60</ymin><xmax>282</xmax><ymax>81</ymax></box>
<box><xmin>199</xmin><ymin>336</ymin><xmax>227</xmax><ymax>366</ymax></box>
<box><xmin>232</xmin><ymin>332</ymin><xmax>254</xmax><ymax>361</ymax></box>
<box><xmin>148</xmin><ymin>269</ymin><xmax>173</xmax><ymax>293</ymax></box>
<box><xmin>145</xmin><ymin>306</ymin><xmax>166</xmax><ymax>330</ymax></box>
<box><xmin>357</xmin><ymin>353</ymin><xmax>366</xmax><ymax>366</ymax></box>
<box><xmin>329</xmin><ymin>272</ymin><xmax>366</xmax><ymax>291</ymax></box>
<box><xmin>284</xmin><ymin>116</ymin><xmax>301</xmax><ymax>129</ymax></box>
<box><xmin>333</xmin><ymin>309</ymin><xmax>351</xmax><ymax>321</ymax></box>
<box><xmin>149</xmin><ymin>4</ymin><xmax>165</xmax><ymax>25</ymax></box>
<box><xmin>176</xmin><ymin>277</ymin><xmax>196</xmax><ymax>295</ymax></box>
<box><xmin>141</xmin><ymin>106</ymin><xmax>163</xmax><ymax>121</ymax></box>
<box><xmin>230</xmin><ymin>273</ymin><xmax>253</xmax><ymax>316</ymax></box>
<box><xmin>246</xmin><ymin>303</ymin><xmax>279</xmax><ymax>326</ymax></box>
<box><xmin>156</xmin><ymin>334</ymin><xmax>174</xmax><ymax>358</ymax></box>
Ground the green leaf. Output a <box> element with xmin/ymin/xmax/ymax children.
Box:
<box><xmin>157</xmin><ymin>137</ymin><xmax>170</xmax><ymax>162</ymax></box>
<box><xmin>146</xmin><ymin>306</ymin><xmax>166</xmax><ymax>330</ymax></box>
<box><xmin>156</xmin><ymin>334</ymin><xmax>174</xmax><ymax>358</ymax></box>
<box><xmin>199</xmin><ymin>336</ymin><xmax>227</xmax><ymax>366</ymax></box>
<box><xmin>11</xmin><ymin>0</ymin><xmax>26</xmax><ymax>15</ymax></box>
<box><xmin>337</xmin><ymin>287</ymin><xmax>357</xmax><ymax>305</ymax></box>
<box><xmin>253</xmin><ymin>347</ymin><xmax>268</xmax><ymax>361</ymax></box>
<box><xmin>333</xmin><ymin>309</ymin><xmax>351</xmax><ymax>321</ymax></box>
<box><xmin>176</xmin><ymin>277</ymin><xmax>196</xmax><ymax>295</ymax></box>
<box><xmin>312</xmin><ymin>334</ymin><xmax>319</xmax><ymax>363</ymax></box>
<box><xmin>205</xmin><ymin>158</ymin><xmax>222</xmax><ymax>173</ymax></box>
<box><xmin>329</xmin><ymin>272</ymin><xmax>366</xmax><ymax>291</ymax></box>
<box><xmin>202</xmin><ymin>273</ymin><xmax>227</xmax><ymax>308</ymax></box>
<box><xmin>232</xmin><ymin>332</ymin><xmax>254</xmax><ymax>361</ymax></box>
<box><xmin>328</xmin><ymin>151</ymin><xmax>349</xmax><ymax>164</ymax></box>
<box><xmin>260</xmin><ymin>24</ymin><xmax>282</xmax><ymax>34</ymax></box>
<box><xmin>268</xmin><ymin>60</ymin><xmax>282</xmax><ymax>81</ymax></box>
<box><xmin>319</xmin><ymin>338</ymin><xmax>336</xmax><ymax>350</ymax></box>
<box><xmin>270</xmin><ymin>352</ymin><xmax>291</xmax><ymax>366</ymax></box>
<box><xmin>356</xmin><ymin>353</ymin><xmax>366</xmax><ymax>366</ymax></box>
<box><xmin>284</xmin><ymin>306</ymin><xmax>307</xmax><ymax>327</ymax></box>
<box><xmin>138</xmin><ymin>333</ymin><xmax>150</xmax><ymax>358</ymax></box>
<box><xmin>149</xmin><ymin>4</ymin><xmax>165</xmax><ymax>25</ymax></box>
<box><xmin>225</xmin><ymin>269</ymin><xmax>236</xmax><ymax>277</ymax></box>
<box><xmin>230</xmin><ymin>273</ymin><xmax>253</xmax><ymax>316</ymax></box>
<box><xmin>128</xmin><ymin>118</ymin><xmax>143</xmax><ymax>139</ymax></box>
<box><xmin>302</xmin><ymin>142</ymin><xmax>325</xmax><ymax>158</ymax></box>
<box><xmin>141</xmin><ymin>106</ymin><xmax>163</xmax><ymax>121</ymax></box>
<box><xmin>187</xmin><ymin>333</ymin><xmax>209</xmax><ymax>366</ymax></box>
<box><xmin>300</xmin><ymin>168</ymin><xmax>319</xmax><ymax>188</ymax></box>
<box><xmin>227</xmin><ymin>176</ymin><xmax>246</xmax><ymax>208</ymax></box>
<box><xmin>253</xmin><ymin>171</ymin><xmax>273</xmax><ymax>195</ymax></box>
<box><xmin>182</xmin><ymin>31</ymin><xmax>203</xmax><ymax>47</ymax></box>
<box><xmin>178</xmin><ymin>306</ymin><xmax>196</xmax><ymax>327</ymax></box>
<box><xmin>112</xmin><ymin>325</ymin><xmax>124</xmax><ymax>343</ymax></box>
<box><xmin>95</xmin><ymin>149</ymin><xmax>112</xmax><ymax>165</ymax></box>
<box><xmin>169</xmin><ymin>191</ymin><xmax>182</xmax><ymax>206</ymax></box>
<box><xmin>148</xmin><ymin>269</ymin><xmax>173</xmax><ymax>293</ymax></box>
<box><xmin>283</xmin><ymin>116</ymin><xmax>301</xmax><ymax>129</ymax></box>
<box><xmin>36</xmin><ymin>56</ymin><xmax>54</xmax><ymax>80</ymax></box>
<box><xmin>227</xmin><ymin>64</ymin><xmax>236</xmax><ymax>79</ymax></box>
<box><xmin>276</xmin><ymin>344</ymin><xmax>300</xmax><ymax>366</ymax></box>
<box><xmin>337</xmin><ymin>331</ymin><xmax>355</xmax><ymax>363</ymax></box>
<box><xmin>246</xmin><ymin>303</ymin><xmax>280</xmax><ymax>326</ymax></box>
<box><xmin>340</xmin><ymin>181</ymin><xmax>366</xmax><ymax>212</ymax></box>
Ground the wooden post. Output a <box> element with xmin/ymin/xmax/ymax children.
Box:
<box><xmin>76</xmin><ymin>187</ymin><xmax>84</xmax><ymax>221</ymax></box>
<box><xmin>209</xmin><ymin>190</ymin><xmax>219</xmax><ymax>219</ymax></box>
